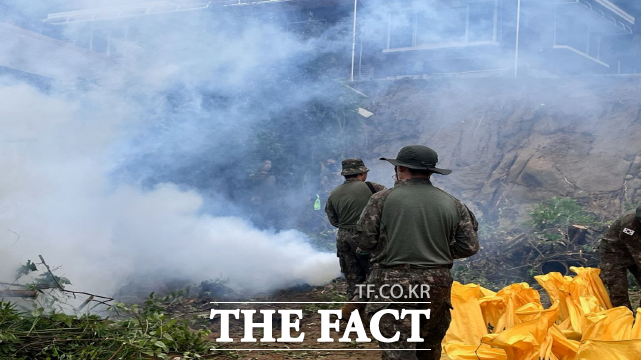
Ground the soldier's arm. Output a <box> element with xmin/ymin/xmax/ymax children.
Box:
<box><xmin>324</xmin><ymin>199</ymin><xmax>340</xmax><ymax>228</ymax></box>
<box><xmin>601</xmin><ymin>218</ymin><xmax>622</xmax><ymax>243</ymax></box>
<box><xmin>618</xmin><ymin>216</ymin><xmax>641</xmax><ymax>265</ymax></box>
<box><xmin>451</xmin><ymin>202</ymin><xmax>480</xmax><ymax>259</ymax></box>
<box><xmin>356</xmin><ymin>192</ymin><xmax>385</xmax><ymax>251</ymax></box>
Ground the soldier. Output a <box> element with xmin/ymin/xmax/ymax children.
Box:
<box><xmin>325</xmin><ymin>159</ymin><xmax>385</xmax><ymax>298</ymax></box>
<box><xmin>356</xmin><ymin>145</ymin><xmax>479</xmax><ymax>360</ymax></box>
<box><xmin>599</xmin><ymin>205</ymin><xmax>641</xmax><ymax>310</ymax></box>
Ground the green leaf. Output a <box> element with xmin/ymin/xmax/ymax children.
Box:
<box><xmin>154</xmin><ymin>340</ymin><xmax>169</xmax><ymax>352</ymax></box>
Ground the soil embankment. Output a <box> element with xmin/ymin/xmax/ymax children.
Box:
<box><xmin>356</xmin><ymin>75</ymin><xmax>641</xmax><ymax>223</ymax></box>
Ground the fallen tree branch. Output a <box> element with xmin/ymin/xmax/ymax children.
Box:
<box><xmin>0</xmin><ymin>289</ymin><xmax>38</xmax><ymax>298</ymax></box>
<box><xmin>38</xmin><ymin>255</ymin><xmax>64</xmax><ymax>291</ymax></box>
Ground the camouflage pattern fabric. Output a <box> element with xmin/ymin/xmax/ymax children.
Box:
<box><xmin>365</xmin><ymin>265</ymin><xmax>453</xmax><ymax>360</ymax></box>
<box><xmin>336</xmin><ymin>229</ymin><xmax>368</xmax><ymax>297</ymax></box>
<box><xmin>356</xmin><ymin>179</ymin><xmax>479</xmax><ymax>262</ymax></box>
<box><xmin>326</xmin><ymin>178</ymin><xmax>385</xmax><ymax>297</ymax></box>
<box><xmin>341</xmin><ymin>158</ymin><xmax>370</xmax><ymax>176</ymax></box>
<box><xmin>599</xmin><ymin>211</ymin><xmax>641</xmax><ymax>309</ymax></box>
<box><xmin>355</xmin><ymin>177</ymin><xmax>478</xmax><ymax>359</ymax></box>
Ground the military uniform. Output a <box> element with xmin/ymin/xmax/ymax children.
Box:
<box><xmin>325</xmin><ymin>159</ymin><xmax>385</xmax><ymax>297</ymax></box>
<box><xmin>599</xmin><ymin>205</ymin><xmax>641</xmax><ymax>310</ymax></box>
<box><xmin>356</xmin><ymin>145</ymin><xmax>479</xmax><ymax>360</ymax></box>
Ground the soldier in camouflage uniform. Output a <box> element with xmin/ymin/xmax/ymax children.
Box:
<box><xmin>325</xmin><ymin>159</ymin><xmax>385</xmax><ymax>298</ymax></box>
<box><xmin>599</xmin><ymin>205</ymin><xmax>641</xmax><ymax>310</ymax></box>
<box><xmin>356</xmin><ymin>145</ymin><xmax>479</xmax><ymax>360</ymax></box>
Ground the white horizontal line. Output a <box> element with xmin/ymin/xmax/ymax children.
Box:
<box><xmin>209</xmin><ymin>302</ymin><xmax>432</xmax><ymax>304</ymax></box>
<box><xmin>212</xmin><ymin>349</ymin><xmax>431</xmax><ymax>351</ymax></box>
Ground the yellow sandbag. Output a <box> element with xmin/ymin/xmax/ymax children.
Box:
<box><xmin>515</xmin><ymin>302</ymin><xmax>545</xmax><ymax>323</ymax></box>
<box><xmin>576</xmin><ymin>339</ymin><xmax>641</xmax><ymax>359</ymax></box>
<box><xmin>446</xmin><ymin>282</ymin><xmax>490</xmax><ymax>345</ymax></box>
<box><xmin>549</xmin><ymin>325</ymin><xmax>580</xmax><ymax>359</ymax></box>
<box><xmin>631</xmin><ymin>309</ymin><xmax>641</xmax><ymax>339</ymax></box>
<box><xmin>482</xmin><ymin>302</ymin><xmax>580</xmax><ymax>360</ymax></box>
<box><xmin>581</xmin><ymin>306</ymin><xmax>634</xmax><ymax>342</ymax></box>
<box><xmin>493</xmin><ymin>283</ymin><xmax>541</xmax><ymax>333</ymax></box>
<box><xmin>482</xmin><ymin>302</ymin><xmax>559</xmax><ymax>360</ymax></box>
<box><xmin>564</xmin><ymin>295</ymin><xmax>600</xmax><ymax>333</ymax></box>
<box><xmin>480</xmin><ymin>286</ymin><xmax>497</xmax><ymax>298</ymax></box>
<box><xmin>560</xmin><ymin>329</ymin><xmax>582</xmax><ymax>342</ymax></box>
<box><xmin>444</xmin><ymin>343</ymin><xmax>507</xmax><ymax>360</ymax></box>
<box><xmin>535</xmin><ymin>272</ymin><xmax>571</xmax><ymax>323</ymax></box>
<box><xmin>480</xmin><ymin>297</ymin><xmax>506</xmax><ymax>334</ymax></box>
<box><xmin>569</xmin><ymin>267</ymin><xmax>612</xmax><ymax>310</ymax></box>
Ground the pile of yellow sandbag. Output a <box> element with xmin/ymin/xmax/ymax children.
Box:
<box><xmin>444</xmin><ymin>267</ymin><xmax>641</xmax><ymax>360</ymax></box>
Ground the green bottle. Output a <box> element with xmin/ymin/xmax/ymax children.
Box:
<box><xmin>314</xmin><ymin>194</ymin><xmax>321</xmax><ymax>211</ymax></box>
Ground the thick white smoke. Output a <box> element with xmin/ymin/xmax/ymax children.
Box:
<box><xmin>0</xmin><ymin>1</ymin><xmax>342</xmax><ymax>296</ymax></box>
<box><xmin>0</xmin><ymin>82</ymin><xmax>340</xmax><ymax>294</ymax></box>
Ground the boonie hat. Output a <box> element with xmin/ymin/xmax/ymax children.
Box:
<box><xmin>380</xmin><ymin>145</ymin><xmax>451</xmax><ymax>175</ymax></box>
<box><xmin>341</xmin><ymin>158</ymin><xmax>369</xmax><ymax>176</ymax></box>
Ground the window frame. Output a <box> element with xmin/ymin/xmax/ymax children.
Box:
<box><xmin>384</xmin><ymin>0</ymin><xmax>499</xmax><ymax>52</ymax></box>
<box><xmin>552</xmin><ymin>5</ymin><xmax>609</xmax><ymax>67</ymax></box>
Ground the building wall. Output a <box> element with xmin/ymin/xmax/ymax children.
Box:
<box><xmin>0</xmin><ymin>22</ymin><xmax>114</xmax><ymax>80</ymax></box>
<box><xmin>357</xmin><ymin>0</ymin><xmax>636</xmax><ymax>78</ymax></box>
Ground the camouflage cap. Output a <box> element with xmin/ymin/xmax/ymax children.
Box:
<box><xmin>380</xmin><ymin>145</ymin><xmax>451</xmax><ymax>175</ymax></box>
<box><xmin>341</xmin><ymin>158</ymin><xmax>369</xmax><ymax>176</ymax></box>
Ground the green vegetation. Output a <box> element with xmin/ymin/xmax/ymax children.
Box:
<box><xmin>0</xmin><ymin>294</ymin><xmax>212</xmax><ymax>360</ymax></box>
<box><xmin>1</xmin><ymin>260</ymin><xmax>214</xmax><ymax>359</ymax></box>
<box><xmin>529</xmin><ymin>196</ymin><xmax>597</xmax><ymax>230</ymax></box>
<box><xmin>529</xmin><ymin>196</ymin><xmax>598</xmax><ymax>241</ymax></box>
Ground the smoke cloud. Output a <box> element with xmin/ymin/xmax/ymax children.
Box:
<box><xmin>3</xmin><ymin>0</ymin><xmax>636</xmax><ymax>297</ymax></box>
<box><xmin>0</xmin><ymin>1</ymin><xmax>347</xmax><ymax>296</ymax></box>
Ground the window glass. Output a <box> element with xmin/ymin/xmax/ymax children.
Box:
<box><xmin>468</xmin><ymin>2</ymin><xmax>495</xmax><ymax>41</ymax></box>
<box><xmin>555</xmin><ymin>11</ymin><xmax>591</xmax><ymax>54</ymax></box>
<box><xmin>555</xmin><ymin>13</ymin><xmax>570</xmax><ymax>45</ymax></box>
<box><xmin>588</xmin><ymin>33</ymin><xmax>600</xmax><ymax>58</ymax></box>
<box><xmin>387</xmin><ymin>1</ymin><xmax>497</xmax><ymax>49</ymax></box>
<box><xmin>416</xmin><ymin>6</ymin><xmax>466</xmax><ymax>45</ymax></box>
<box><xmin>567</xmin><ymin>20</ymin><xmax>588</xmax><ymax>52</ymax></box>
<box><xmin>75</xmin><ymin>32</ymin><xmax>92</xmax><ymax>49</ymax></box>
<box><xmin>389</xmin><ymin>12</ymin><xmax>414</xmax><ymax>48</ymax></box>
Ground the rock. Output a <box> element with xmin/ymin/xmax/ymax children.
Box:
<box><xmin>360</xmin><ymin>76</ymin><xmax>641</xmax><ymax>220</ymax></box>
